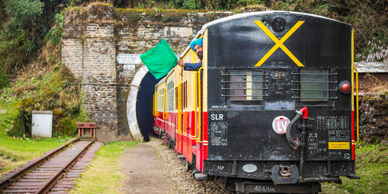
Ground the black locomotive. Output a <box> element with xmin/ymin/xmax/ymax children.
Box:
<box><xmin>154</xmin><ymin>11</ymin><xmax>359</xmax><ymax>193</ymax></box>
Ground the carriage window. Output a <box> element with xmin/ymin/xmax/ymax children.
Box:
<box><xmin>157</xmin><ymin>88</ymin><xmax>164</xmax><ymax>111</ymax></box>
<box><xmin>229</xmin><ymin>71</ymin><xmax>263</xmax><ymax>101</ymax></box>
<box><xmin>300</xmin><ymin>69</ymin><xmax>328</xmax><ymax>101</ymax></box>
<box><xmin>166</xmin><ymin>79</ymin><xmax>174</xmax><ymax>111</ymax></box>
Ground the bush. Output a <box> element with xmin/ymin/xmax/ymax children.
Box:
<box><xmin>7</xmin><ymin>109</ymin><xmax>30</xmax><ymax>137</ymax></box>
<box><xmin>0</xmin><ymin>63</ymin><xmax>9</xmax><ymax>89</ymax></box>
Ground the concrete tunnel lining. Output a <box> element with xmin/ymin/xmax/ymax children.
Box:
<box><xmin>127</xmin><ymin>65</ymin><xmax>149</xmax><ymax>141</ymax></box>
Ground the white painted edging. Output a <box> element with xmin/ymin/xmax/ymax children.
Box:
<box><xmin>127</xmin><ymin>65</ymin><xmax>149</xmax><ymax>141</ymax></box>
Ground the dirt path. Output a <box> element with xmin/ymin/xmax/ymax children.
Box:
<box><xmin>122</xmin><ymin>138</ymin><xmax>226</xmax><ymax>194</ymax></box>
<box><xmin>122</xmin><ymin>141</ymin><xmax>173</xmax><ymax>194</ymax></box>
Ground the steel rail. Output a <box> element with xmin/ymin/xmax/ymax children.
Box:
<box><xmin>35</xmin><ymin>140</ymin><xmax>95</xmax><ymax>194</ymax></box>
<box><xmin>0</xmin><ymin>138</ymin><xmax>80</xmax><ymax>191</ymax></box>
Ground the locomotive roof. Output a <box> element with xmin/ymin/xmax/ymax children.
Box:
<box><xmin>179</xmin><ymin>11</ymin><xmax>350</xmax><ymax>58</ymax></box>
<box><xmin>155</xmin><ymin>11</ymin><xmax>353</xmax><ymax>87</ymax></box>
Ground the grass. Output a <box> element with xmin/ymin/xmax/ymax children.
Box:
<box><xmin>0</xmin><ymin>135</ymin><xmax>70</xmax><ymax>175</ymax></box>
<box><xmin>0</xmin><ymin>99</ymin><xmax>71</xmax><ymax>176</ymax></box>
<box><xmin>322</xmin><ymin>141</ymin><xmax>388</xmax><ymax>194</ymax></box>
<box><xmin>69</xmin><ymin>141</ymin><xmax>139</xmax><ymax>194</ymax></box>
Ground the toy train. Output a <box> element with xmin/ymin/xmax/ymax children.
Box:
<box><xmin>153</xmin><ymin>11</ymin><xmax>360</xmax><ymax>193</ymax></box>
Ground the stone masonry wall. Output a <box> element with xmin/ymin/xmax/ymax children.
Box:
<box><xmin>113</xmin><ymin>11</ymin><xmax>226</xmax><ymax>140</ymax></box>
<box><xmin>83</xmin><ymin>5</ymin><xmax>118</xmax><ymax>142</ymax></box>
<box><xmin>62</xmin><ymin>4</ymin><xmax>234</xmax><ymax>142</ymax></box>
<box><xmin>62</xmin><ymin>39</ymin><xmax>83</xmax><ymax>79</ymax></box>
<box><xmin>359</xmin><ymin>95</ymin><xmax>388</xmax><ymax>144</ymax></box>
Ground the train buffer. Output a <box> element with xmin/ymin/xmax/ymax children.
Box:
<box><xmin>77</xmin><ymin>122</ymin><xmax>96</xmax><ymax>140</ymax></box>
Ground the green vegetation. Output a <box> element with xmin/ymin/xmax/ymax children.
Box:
<box><xmin>322</xmin><ymin>141</ymin><xmax>388</xmax><ymax>194</ymax></box>
<box><xmin>0</xmin><ymin>48</ymin><xmax>89</xmax><ymax>137</ymax></box>
<box><xmin>0</xmin><ymin>3</ymin><xmax>88</xmax><ymax>138</ymax></box>
<box><xmin>0</xmin><ymin>100</ymin><xmax>71</xmax><ymax>175</ymax></box>
<box><xmin>0</xmin><ymin>0</ymin><xmax>385</xmax><ymax>137</ymax></box>
<box><xmin>69</xmin><ymin>141</ymin><xmax>139</xmax><ymax>194</ymax></box>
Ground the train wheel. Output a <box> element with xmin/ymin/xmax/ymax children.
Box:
<box><xmin>185</xmin><ymin>160</ymin><xmax>192</xmax><ymax>172</ymax></box>
<box><xmin>168</xmin><ymin>141</ymin><xmax>173</xmax><ymax>149</ymax></box>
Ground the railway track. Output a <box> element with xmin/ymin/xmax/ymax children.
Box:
<box><xmin>0</xmin><ymin>138</ymin><xmax>101</xmax><ymax>194</ymax></box>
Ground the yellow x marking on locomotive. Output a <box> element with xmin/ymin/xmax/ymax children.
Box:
<box><xmin>254</xmin><ymin>21</ymin><xmax>304</xmax><ymax>67</ymax></box>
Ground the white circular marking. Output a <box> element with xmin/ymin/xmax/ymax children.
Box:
<box><xmin>242</xmin><ymin>164</ymin><xmax>257</xmax><ymax>173</ymax></box>
<box><xmin>272</xmin><ymin>116</ymin><xmax>290</xmax><ymax>134</ymax></box>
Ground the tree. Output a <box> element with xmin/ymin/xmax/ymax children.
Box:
<box><xmin>5</xmin><ymin>0</ymin><xmax>44</xmax><ymax>28</ymax></box>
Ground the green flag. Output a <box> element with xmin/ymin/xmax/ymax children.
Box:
<box><xmin>140</xmin><ymin>39</ymin><xmax>178</xmax><ymax>79</ymax></box>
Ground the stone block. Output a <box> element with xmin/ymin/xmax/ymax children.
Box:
<box><xmin>382</xmin><ymin>140</ymin><xmax>388</xmax><ymax>146</ymax></box>
<box><xmin>164</xmin><ymin>27</ymin><xmax>193</xmax><ymax>37</ymax></box>
<box><xmin>88</xmin><ymin>4</ymin><xmax>113</xmax><ymax>20</ymax></box>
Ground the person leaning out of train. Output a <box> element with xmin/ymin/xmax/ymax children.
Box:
<box><xmin>177</xmin><ymin>38</ymin><xmax>203</xmax><ymax>71</ymax></box>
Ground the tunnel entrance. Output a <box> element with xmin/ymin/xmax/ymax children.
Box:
<box><xmin>136</xmin><ymin>72</ymin><xmax>160</xmax><ymax>142</ymax></box>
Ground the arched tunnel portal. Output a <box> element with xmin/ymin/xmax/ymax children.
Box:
<box><xmin>127</xmin><ymin>66</ymin><xmax>160</xmax><ymax>141</ymax></box>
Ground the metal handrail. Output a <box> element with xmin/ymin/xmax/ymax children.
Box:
<box><xmin>221</xmin><ymin>73</ymin><xmax>268</xmax><ymax>76</ymax></box>
<box><xmin>292</xmin><ymin>81</ymin><xmax>337</xmax><ymax>83</ymax></box>
<box><xmin>153</xmin><ymin>94</ymin><xmax>155</xmax><ymax>116</ymax></box>
<box><xmin>221</xmin><ymin>88</ymin><xmax>266</xmax><ymax>90</ymax></box>
<box><xmin>194</xmin><ymin>71</ymin><xmax>198</xmax><ymax>143</ymax></box>
<box><xmin>222</xmin><ymin>95</ymin><xmax>268</xmax><ymax>97</ymax></box>
<box><xmin>292</xmin><ymin>96</ymin><xmax>337</xmax><ymax>99</ymax></box>
<box><xmin>354</xmin><ymin>67</ymin><xmax>359</xmax><ymax>145</ymax></box>
<box><xmin>155</xmin><ymin>93</ymin><xmax>159</xmax><ymax>116</ymax></box>
<box><xmin>221</xmin><ymin>81</ymin><xmax>268</xmax><ymax>83</ymax></box>
<box><xmin>292</xmin><ymin>89</ymin><xmax>337</xmax><ymax>91</ymax></box>
<box><xmin>163</xmin><ymin>88</ymin><xmax>167</xmax><ymax>119</ymax></box>
<box><xmin>178</xmin><ymin>83</ymin><xmax>182</xmax><ymax>135</ymax></box>
<box><xmin>197</xmin><ymin>67</ymin><xmax>203</xmax><ymax>143</ymax></box>
<box><xmin>291</xmin><ymin>73</ymin><xmax>337</xmax><ymax>75</ymax></box>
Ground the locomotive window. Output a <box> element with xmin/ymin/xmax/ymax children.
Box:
<box><xmin>300</xmin><ymin>69</ymin><xmax>328</xmax><ymax>101</ymax></box>
<box><xmin>230</xmin><ymin>72</ymin><xmax>244</xmax><ymax>101</ymax></box>
<box><xmin>229</xmin><ymin>71</ymin><xmax>263</xmax><ymax>101</ymax></box>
